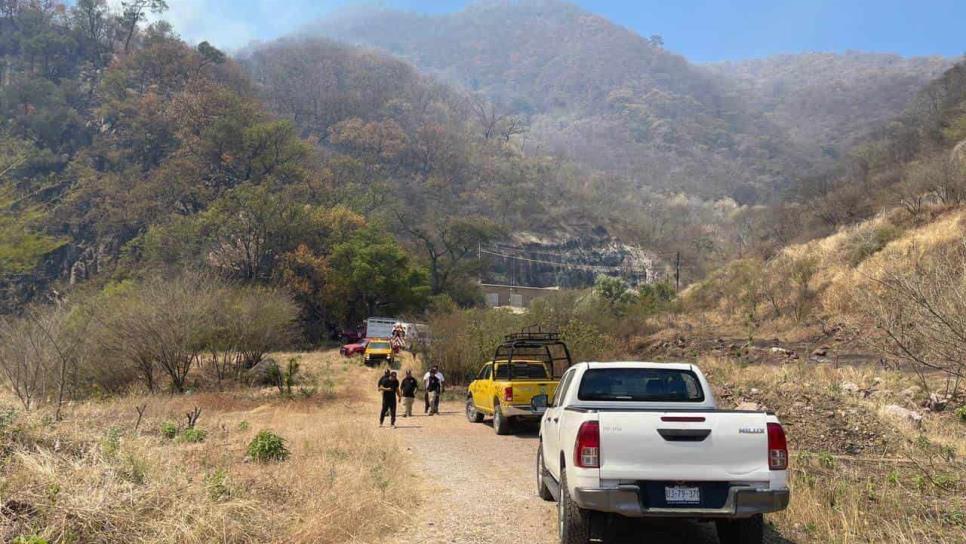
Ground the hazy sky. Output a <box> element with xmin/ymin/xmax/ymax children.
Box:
<box><xmin>154</xmin><ymin>0</ymin><xmax>966</xmax><ymax>62</ymax></box>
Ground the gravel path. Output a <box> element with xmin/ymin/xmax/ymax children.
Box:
<box><xmin>388</xmin><ymin>400</ymin><xmax>724</xmax><ymax>544</ymax></box>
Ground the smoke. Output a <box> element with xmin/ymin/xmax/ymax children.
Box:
<box><xmin>149</xmin><ymin>0</ymin><xmax>353</xmax><ymax>50</ymax></box>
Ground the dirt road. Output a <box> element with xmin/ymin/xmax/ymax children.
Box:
<box><xmin>389</xmin><ymin>399</ymin><xmax>724</xmax><ymax>544</ymax></box>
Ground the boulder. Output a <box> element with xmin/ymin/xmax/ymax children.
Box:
<box><xmin>882</xmin><ymin>404</ymin><xmax>923</xmax><ymax>427</ymax></box>
<box><xmin>735</xmin><ymin>401</ymin><xmax>761</xmax><ymax>411</ymax></box>
<box><xmin>245</xmin><ymin>358</ymin><xmax>280</xmax><ymax>386</ymax></box>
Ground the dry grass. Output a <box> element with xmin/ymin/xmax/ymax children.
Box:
<box><xmin>0</xmin><ymin>351</ymin><xmax>418</xmax><ymax>543</ymax></box>
<box><xmin>700</xmin><ymin>356</ymin><xmax>966</xmax><ymax>543</ymax></box>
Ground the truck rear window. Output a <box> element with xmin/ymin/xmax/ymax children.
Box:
<box><xmin>577</xmin><ymin>368</ymin><xmax>704</xmax><ymax>402</ymax></box>
<box><xmin>494</xmin><ymin>363</ymin><xmax>549</xmax><ymax>380</ymax></box>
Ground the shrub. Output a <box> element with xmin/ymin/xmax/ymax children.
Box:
<box><xmin>956</xmin><ymin>406</ymin><xmax>966</xmax><ymax>423</ymax></box>
<box><xmin>247</xmin><ymin>430</ymin><xmax>290</xmax><ymax>462</ymax></box>
<box><xmin>159</xmin><ymin>421</ymin><xmax>178</xmax><ymax>439</ymax></box>
<box><xmin>101</xmin><ymin>427</ymin><xmax>122</xmax><ymax>458</ymax></box>
<box><xmin>12</xmin><ymin>536</ymin><xmax>48</xmax><ymax>544</ymax></box>
<box><xmin>427</xmin><ymin>307</ymin><xmax>526</xmax><ymax>384</ymax></box>
<box><xmin>120</xmin><ymin>453</ymin><xmax>148</xmax><ymax>485</ymax></box>
<box><xmin>179</xmin><ymin>428</ymin><xmax>207</xmax><ymax>443</ymax></box>
<box><xmin>205</xmin><ymin>468</ymin><xmax>232</xmax><ymax>501</ymax></box>
<box><xmin>593</xmin><ymin>275</ymin><xmax>636</xmax><ymax>315</ymax></box>
<box><xmin>844</xmin><ymin>223</ymin><xmax>902</xmax><ymax>266</ymax></box>
<box><xmin>270</xmin><ymin>357</ymin><xmax>303</xmax><ymax>396</ymax></box>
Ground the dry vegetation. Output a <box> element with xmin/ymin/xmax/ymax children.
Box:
<box><xmin>700</xmin><ymin>356</ymin><xmax>966</xmax><ymax>544</ymax></box>
<box><xmin>0</xmin><ymin>351</ymin><xmax>418</xmax><ymax>543</ymax></box>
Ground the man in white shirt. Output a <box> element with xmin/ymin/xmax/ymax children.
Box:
<box><xmin>423</xmin><ymin>366</ymin><xmax>444</xmax><ymax>415</ymax></box>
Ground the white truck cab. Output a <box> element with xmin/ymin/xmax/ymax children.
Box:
<box><xmin>536</xmin><ymin>362</ymin><xmax>789</xmax><ymax>544</ymax></box>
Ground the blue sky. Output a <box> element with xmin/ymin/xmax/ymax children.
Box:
<box><xmin>154</xmin><ymin>0</ymin><xmax>966</xmax><ymax>62</ymax></box>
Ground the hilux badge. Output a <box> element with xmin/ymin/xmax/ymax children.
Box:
<box><xmin>739</xmin><ymin>427</ymin><xmax>765</xmax><ymax>434</ymax></box>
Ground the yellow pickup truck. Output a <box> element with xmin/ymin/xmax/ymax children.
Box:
<box><xmin>465</xmin><ymin>330</ymin><xmax>573</xmax><ymax>435</ymax></box>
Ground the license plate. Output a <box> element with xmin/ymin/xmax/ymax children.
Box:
<box><xmin>665</xmin><ymin>486</ymin><xmax>700</xmax><ymax>504</ymax></box>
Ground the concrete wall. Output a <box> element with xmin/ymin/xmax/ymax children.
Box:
<box><xmin>480</xmin><ymin>283</ymin><xmax>559</xmax><ymax>308</ymax></box>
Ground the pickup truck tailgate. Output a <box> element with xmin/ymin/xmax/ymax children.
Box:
<box><xmin>599</xmin><ymin>411</ymin><xmax>771</xmax><ymax>482</ymax></box>
<box><xmin>510</xmin><ymin>381</ymin><xmax>554</xmax><ymax>400</ymax></box>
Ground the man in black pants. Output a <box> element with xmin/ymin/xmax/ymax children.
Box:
<box><xmin>378</xmin><ymin>370</ymin><xmax>401</xmax><ymax>428</ymax></box>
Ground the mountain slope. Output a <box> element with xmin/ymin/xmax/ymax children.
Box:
<box><xmin>306</xmin><ymin>0</ymin><xmax>809</xmax><ymax>201</ymax></box>
<box><xmin>707</xmin><ymin>52</ymin><xmax>953</xmax><ymax>157</ymax></box>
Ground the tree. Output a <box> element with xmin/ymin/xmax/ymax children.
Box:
<box><xmin>197</xmin><ymin>41</ymin><xmax>226</xmax><ymax>66</ymax></box>
<box><xmin>120</xmin><ymin>0</ymin><xmax>168</xmax><ymax>53</ymax></box>
<box><xmin>856</xmin><ymin>241</ymin><xmax>966</xmax><ymax>393</ymax></box>
<box><xmin>594</xmin><ymin>275</ymin><xmax>635</xmax><ymax>315</ymax></box>
<box><xmin>396</xmin><ymin>213</ymin><xmax>504</xmax><ymax>297</ymax></box>
<box><xmin>327</xmin><ymin>227</ymin><xmax>428</xmax><ymax>325</ymax></box>
<box><xmin>0</xmin><ymin>186</ymin><xmax>66</xmax><ymax>279</ymax></box>
<box><xmin>89</xmin><ymin>273</ymin><xmax>219</xmax><ymax>393</ymax></box>
<box><xmin>199</xmin><ymin>185</ymin><xmax>313</xmax><ymax>281</ymax></box>
<box><xmin>0</xmin><ymin>304</ymin><xmax>87</xmax><ymax>415</ymax></box>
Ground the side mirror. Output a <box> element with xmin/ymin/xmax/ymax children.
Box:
<box><xmin>531</xmin><ymin>394</ymin><xmax>548</xmax><ymax>412</ymax></box>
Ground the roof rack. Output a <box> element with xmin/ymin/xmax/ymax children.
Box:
<box><xmin>493</xmin><ymin>325</ymin><xmax>573</xmax><ymax>379</ymax></box>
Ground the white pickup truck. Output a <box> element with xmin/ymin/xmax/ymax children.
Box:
<box><xmin>535</xmin><ymin>362</ymin><xmax>789</xmax><ymax>544</ymax></box>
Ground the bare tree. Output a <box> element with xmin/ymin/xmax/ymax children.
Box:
<box><xmin>857</xmin><ymin>241</ymin><xmax>966</xmax><ymax>395</ymax></box>
<box><xmin>90</xmin><ymin>273</ymin><xmax>219</xmax><ymax>393</ymax></box>
<box><xmin>120</xmin><ymin>0</ymin><xmax>168</xmax><ymax>53</ymax></box>
<box><xmin>0</xmin><ymin>305</ymin><xmax>86</xmax><ymax>415</ymax></box>
<box><xmin>0</xmin><ymin>314</ymin><xmax>51</xmax><ymax>410</ymax></box>
<box><xmin>498</xmin><ymin>115</ymin><xmax>528</xmax><ymax>143</ymax></box>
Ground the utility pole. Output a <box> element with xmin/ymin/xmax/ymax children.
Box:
<box><xmin>674</xmin><ymin>252</ymin><xmax>681</xmax><ymax>292</ymax></box>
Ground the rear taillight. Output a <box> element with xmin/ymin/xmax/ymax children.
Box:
<box><xmin>574</xmin><ymin>421</ymin><xmax>600</xmax><ymax>468</ymax></box>
<box><xmin>504</xmin><ymin>386</ymin><xmax>513</xmax><ymax>402</ymax></box>
<box><xmin>767</xmin><ymin>422</ymin><xmax>788</xmax><ymax>470</ymax></box>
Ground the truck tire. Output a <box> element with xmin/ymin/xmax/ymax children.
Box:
<box><xmin>493</xmin><ymin>401</ymin><xmax>511</xmax><ymax>435</ymax></box>
<box><xmin>536</xmin><ymin>444</ymin><xmax>554</xmax><ymax>501</ymax></box>
<box><xmin>465</xmin><ymin>396</ymin><xmax>484</xmax><ymax>423</ymax></box>
<box><xmin>558</xmin><ymin>469</ymin><xmax>591</xmax><ymax>544</ymax></box>
<box><xmin>716</xmin><ymin>514</ymin><xmax>764</xmax><ymax>544</ymax></box>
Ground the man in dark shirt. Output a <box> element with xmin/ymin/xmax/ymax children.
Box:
<box><xmin>426</xmin><ymin>368</ymin><xmax>442</xmax><ymax>415</ymax></box>
<box><xmin>378</xmin><ymin>370</ymin><xmax>401</xmax><ymax>427</ymax></box>
<box><xmin>400</xmin><ymin>369</ymin><xmax>419</xmax><ymax>417</ymax></box>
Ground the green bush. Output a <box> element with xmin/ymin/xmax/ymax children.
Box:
<box><xmin>12</xmin><ymin>536</ymin><xmax>48</xmax><ymax>544</ymax></box>
<box><xmin>956</xmin><ymin>406</ymin><xmax>966</xmax><ymax>423</ymax></box>
<box><xmin>160</xmin><ymin>421</ymin><xmax>178</xmax><ymax>440</ymax></box>
<box><xmin>205</xmin><ymin>468</ymin><xmax>232</xmax><ymax>501</ymax></box>
<box><xmin>179</xmin><ymin>427</ymin><xmax>207</xmax><ymax>443</ymax></box>
<box><xmin>101</xmin><ymin>427</ymin><xmax>122</xmax><ymax>458</ymax></box>
<box><xmin>247</xmin><ymin>430</ymin><xmax>289</xmax><ymax>462</ymax></box>
<box><xmin>844</xmin><ymin>223</ymin><xmax>902</xmax><ymax>266</ymax></box>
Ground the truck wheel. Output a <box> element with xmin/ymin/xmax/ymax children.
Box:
<box><xmin>493</xmin><ymin>402</ymin><xmax>511</xmax><ymax>435</ymax></box>
<box><xmin>716</xmin><ymin>514</ymin><xmax>764</xmax><ymax>544</ymax></box>
<box><xmin>465</xmin><ymin>397</ymin><xmax>484</xmax><ymax>423</ymax></box>
<box><xmin>558</xmin><ymin>469</ymin><xmax>591</xmax><ymax>544</ymax></box>
<box><xmin>536</xmin><ymin>444</ymin><xmax>554</xmax><ymax>501</ymax></box>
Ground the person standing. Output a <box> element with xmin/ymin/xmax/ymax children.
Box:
<box><xmin>423</xmin><ymin>366</ymin><xmax>444</xmax><ymax>413</ymax></box>
<box><xmin>378</xmin><ymin>370</ymin><xmax>401</xmax><ymax>427</ymax></box>
<box><xmin>425</xmin><ymin>367</ymin><xmax>443</xmax><ymax>415</ymax></box>
<box><xmin>400</xmin><ymin>369</ymin><xmax>418</xmax><ymax>417</ymax></box>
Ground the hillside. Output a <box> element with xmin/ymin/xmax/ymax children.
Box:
<box><xmin>707</xmin><ymin>52</ymin><xmax>953</xmax><ymax>157</ymax></box>
<box><xmin>307</xmin><ymin>0</ymin><xmax>811</xmax><ymax>201</ymax></box>
<box><xmin>306</xmin><ymin>1</ymin><xmax>950</xmax><ymax>204</ymax></box>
